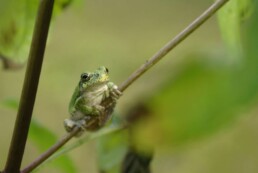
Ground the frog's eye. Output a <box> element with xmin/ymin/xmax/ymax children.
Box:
<box><xmin>81</xmin><ymin>73</ymin><xmax>90</xmax><ymax>81</ymax></box>
<box><xmin>105</xmin><ymin>67</ymin><xmax>109</xmax><ymax>73</ymax></box>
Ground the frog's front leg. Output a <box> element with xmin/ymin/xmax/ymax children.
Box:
<box><xmin>64</xmin><ymin>97</ymin><xmax>105</xmax><ymax>133</ymax></box>
<box><xmin>73</xmin><ymin>96</ymin><xmax>104</xmax><ymax>116</ymax></box>
<box><xmin>107</xmin><ymin>82</ymin><xmax>122</xmax><ymax>100</ymax></box>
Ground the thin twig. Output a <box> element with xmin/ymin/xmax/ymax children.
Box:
<box><xmin>21</xmin><ymin>127</ymin><xmax>80</xmax><ymax>173</ymax></box>
<box><xmin>20</xmin><ymin>0</ymin><xmax>229</xmax><ymax>172</ymax></box>
<box><xmin>3</xmin><ymin>0</ymin><xmax>54</xmax><ymax>173</ymax></box>
<box><xmin>118</xmin><ymin>0</ymin><xmax>229</xmax><ymax>92</ymax></box>
<box><xmin>33</xmin><ymin>125</ymin><xmax>126</xmax><ymax>172</ymax></box>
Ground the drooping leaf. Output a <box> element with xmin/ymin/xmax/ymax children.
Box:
<box><xmin>96</xmin><ymin>131</ymin><xmax>128</xmax><ymax>173</ymax></box>
<box><xmin>96</xmin><ymin>116</ymin><xmax>129</xmax><ymax>173</ymax></box>
<box><xmin>0</xmin><ymin>0</ymin><xmax>74</xmax><ymax>69</ymax></box>
<box><xmin>0</xmin><ymin>0</ymin><xmax>39</xmax><ymax>68</ymax></box>
<box><xmin>217</xmin><ymin>0</ymin><xmax>253</xmax><ymax>60</ymax></box>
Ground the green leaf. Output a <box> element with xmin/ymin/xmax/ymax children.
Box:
<box><xmin>29</xmin><ymin>119</ymin><xmax>77</xmax><ymax>173</ymax></box>
<box><xmin>133</xmin><ymin>51</ymin><xmax>258</xmax><ymax>149</ymax></box>
<box><xmin>43</xmin><ymin>122</ymin><xmax>125</xmax><ymax>169</ymax></box>
<box><xmin>1</xmin><ymin>98</ymin><xmax>19</xmax><ymax>109</ymax></box>
<box><xmin>0</xmin><ymin>0</ymin><xmax>74</xmax><ymax>69</ymax></box>
<box><xmin>217</xmin><ymin>0</ymin><xmax>253</xmax><ymax>60</ymax></box>
<box><xmin>0</xmin><ymin>0</ymin><xmax>39</xmax><ymax>65</ymax></box>
<box><xmin>96</xmin><ymin>129</ymin><xmax>129</xmax><ymax>173</ymax></box>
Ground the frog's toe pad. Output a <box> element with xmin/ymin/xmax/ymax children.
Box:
<box><xmin>64</xmin><ymin>119</ymin><xmax>76</xmax><ymax>132</ymax></box>
<box><xmin>111</xmin><ymin>86</ymin><xmax>122</xmax><ymax>99</ymax></box>
<box><xmin>64</xmin><ymin>119</ymin><xmax>87</xmax><ymax>137</ymax></box>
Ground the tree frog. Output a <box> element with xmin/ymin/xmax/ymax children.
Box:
<box><xmin>64</xmin><ymin>66</ymin><xmax>122</xmax><ymax>134</ymax></box>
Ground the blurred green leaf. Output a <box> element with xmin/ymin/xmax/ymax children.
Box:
<box><xmin>130</xmin><ymin>1</ymin><xmax>258</xmax><ymax>150</ymax></box>
<box><xmin>0</xmin><ymin>0</ymin><xmax>74</xmax><ymax>69</ymax></box>
<box><xmin>1</xmin><ymin>98</ymin><xmax>77</xmax><ymax>173</ymax></box>
<box><xmin>0</xmin><ymin>0</ymin><xmax>39</xmax><ymax>66</ymax></box>
<box><xmin>132</xmin><ymin>58</ymin><xmax>239</xmax><ymax>147</ymax></box>
<box><xmin>43</xmin><ymin>121</ymin><xmax>125</xmax><ymax>170</ymax></box>
<box><xmin>29</xmin><ymin>119</ymin><xmax>77</xmax><ymax>173</ymax></box>
<box><xmin>132</xmin><ymin>2</ymin><xmax>258</xmax><ymax>149</ymax></box>
<box><xmin>96</xmin><ymin>130</ymin><xmax>129</xmax><ymax>173</ymax></box>
<box><xmin>217</xmin><ymin>0</ymin><xmax>253</xmax><ymax>60</ymax></box>
<box><xmin>1</xmin><ymin>98</ymin><xmax>19</xmax><ymax>109</ymax></box>
<box><xmin>96</xmin><ymin>116</ymin><xmax>129</xmax><ymax>173</ymax></box>
<box><xmin>245</xmin><ymin>0</ymin><xmax>258</xmax><ymax>52</ymax></box>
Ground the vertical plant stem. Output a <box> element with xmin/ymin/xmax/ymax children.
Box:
<box><xmin>118</xmin><ymin>0</ymin><xmax>229</xmax><ymax>92</ymax></box>
<box><xmin>3</xmin><ymin>0</ymin><xmax>54</xmax><ymax>173</ymax></box>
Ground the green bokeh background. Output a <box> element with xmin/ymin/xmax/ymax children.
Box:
<box><xmin>1</xmin><ymin>0</ymin><xmax>258</xmax><ymax>172</ymax></box>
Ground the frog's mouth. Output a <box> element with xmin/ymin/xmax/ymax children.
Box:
<box><xmin>99</xmin><ymin>73</ymin><xmax>109</xmax><ymax>82</ymax></box>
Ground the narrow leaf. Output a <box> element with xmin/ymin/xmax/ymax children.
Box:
<box><xmin>217</xmin><ymin>0</ymin><xmax>253</xmax><ymax>60</ymax></box>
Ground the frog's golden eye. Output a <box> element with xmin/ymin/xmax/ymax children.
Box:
<box><xmin>81</xmin><ymin>73</ymin><xmax>90</xmax><ymax>81</ymax></box>
<box><xmin>105</xmin><ymin>67</ymin><xmax>109</xmax><ymax>73</ymax></box>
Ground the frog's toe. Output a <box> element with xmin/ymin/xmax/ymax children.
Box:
<box><xmin>71</xmin><ymin>119</ymin><xmax>88</xmax><ymax>137</ymax></box>
<box><xmin>111</xmin><ymin>89</ymin><xmax>122</xmax><ymax>100</ymax></box>
<box><xmin>75</xmin><ymin>119</ymin><xmax>87</xmax><ymax>131</ymax></box>
<box><xmin>113</xmin><ymin>85</ymin><xmax>122</xmax><ymax>95</ymax></box>
<box><xmin>64</xmin><ymin>119</ymin><xmax>75</xmax><ymax>132</ymax></box>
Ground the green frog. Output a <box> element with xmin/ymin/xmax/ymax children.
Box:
<box><xmin>64</xmin><ymin>66</ymin><xmax>122</xmax><ymax>134</ymax></box>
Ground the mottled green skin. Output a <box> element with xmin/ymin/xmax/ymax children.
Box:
<box><xmin>64</xmin><ymin>66</ymin><xmax>121</xmax><ymax>133</ymax></box>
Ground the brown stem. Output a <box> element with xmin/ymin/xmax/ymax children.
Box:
<box><xmin>118</xmin><ymin>0</ymin><xmax>229</xmax><ymax>92</ymax></box>
<box><xmin>3</xmin><ymin>0</ymin><xmax>54</xmax><ymax>173</ymax></box>
<box><xmin>21</xmin><ymin>127</ymin><xmax>80</xmax><ymax>173</ymax></box>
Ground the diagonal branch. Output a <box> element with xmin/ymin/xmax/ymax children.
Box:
<box><xmin>3</xmin><ymin>0</ymin><xmax>54</xmax><ymax>173</ymax></box>
<box><xmin>21</xmin><ymin>127</ymin><xmax>80</xmax><ymax>173</ymax></box>
<box><xmin>20</xmin><ymin>0</ymin><xmax>229</xmax><ymax>172</ymax></box>
<box><xmin>118</xmin><ymin>0</ymin><xmax>229</xmax><ymax>92</ymax></box>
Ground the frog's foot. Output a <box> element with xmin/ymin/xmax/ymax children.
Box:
<box><xmin>64</xmin><ymin>119</ymin><xmax>76</xmax><ymax>132</ymax></box>
<box><xmin>64</xmin><ymin>118</ymin><xmax>87</xmax><ymax>136</ymax></box>
<box><xmin>110</xmin><ymin>85</ymin><xmax>122</xmax><ymax>100</ymax></box>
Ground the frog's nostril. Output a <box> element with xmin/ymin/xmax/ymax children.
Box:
<box><xmin>105</xmin><ymin>67</ymin><xmax>109</xmax><ymax>73</ymax></box>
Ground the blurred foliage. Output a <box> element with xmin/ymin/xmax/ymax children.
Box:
<box><xmin>1</xmin><ymin>99</ymin><xmax>77</xmax><ymax>173</ymax></box>
<box><xmin>0</xmin><ymin>0</ymin><xmax>74</xmax><ymax>69</ymax></box>
<box><xmin>1</xmin><ymin>0</ymin><xmax>258</xmax><ymax>173</ymax></box>
<box><xmin>131</xmin><ymin>0</ymin><xmax>258</xmax><ymax>151</ymax></box>
<box><xmin>29</xmin><ymin>119</ymin><xmax>77</xmax><ymax>173</ymax></box>
<box><xmin>38</xmin><ymin>116</ymin><xmax>126</xmax><ymax>173</ymax></box>
<box><xmin>96</xmin><ymin>116</ymin><xmax>129</xmax><ymax>173</ymax></box>
<box><xmin>96</xmin><ymin>130</ymin><xmax>129</xmax><ymax>173</ymax></box>
<box><xmin>217</xmin><ymin>0</ymin><xmax>253</xmax><ymax>60</ymax></box>
<box><xmin>121</xmin><ymin>148</ymin><xmax>153</xmax><ymax>173</ymax></box>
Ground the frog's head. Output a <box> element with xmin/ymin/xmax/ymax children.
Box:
<box><xmin>79</xmin><ymin>66</ymin><xmax>109</xmax><ymax>90</ymax></box>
